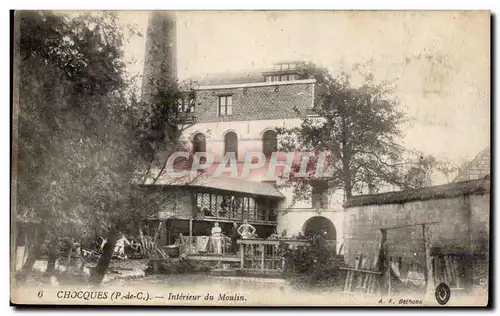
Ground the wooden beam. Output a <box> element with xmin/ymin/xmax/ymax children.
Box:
<box><xmin>265</xmin><ymin>199</ymin><xmax>270</xmax><ymax>222</ymax></box>
<box><xmin>464</xmin><ymin>195</ymin><xmax>474</xmax><ymax>293</ymax></box>
<box><xmin>377</xmin><ymin>221</ymin><xmax>440</xmax><ymax>231</ymax></box>
<box><xmin>187</xmin><ymin>255</ymin><xmax>241</xmax><ymax>262</ymax></box>
<box><xmin>339</xmin><ymin>267</ymin><xmax>383</xmax><ymax>275</ymax></box>
<box><xmin>261</xmin><ymin>245</ymin><xmax>265</xmax><ymax>272</ymax></box>
<box><xmin>422</xmin><ymin>223</ymin><xmax>435</xmax><ymax>296</ymax></box>
<box><xmin>153</xmin><ymin>221</ymin><xmax>163</xmax><ymax>243</ymax></box>
<box><xmin>240</xmin><ymin>244</ymin><xmax>245</xmax><ymax>269</ymax></box>
<box><xmin>379</xmin><ymin>229</ymin><xmax>388</xmax><ymax>296</ymax></box>
<box><xmin>201</xmin><ymin>217</ymin><xmax>277</xmax><ymax>226</ymax></box>
<box><xmin>167</xmin><ymin>219</ymin><xmax>171</xmax><ymax>245</ymax></box>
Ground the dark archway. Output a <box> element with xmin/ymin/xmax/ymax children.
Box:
<box><xmin>302</xmin><ymin>216</ymin><xmax>337</xmax><ymax>241</ymax></box>
<box><xmin>224</xmin><ymin>131</ymin><xmax>238</xmax><ymax>158</ymax></box>
<box><xmin>192</xmin><ymin>133</ymin><xmax>206</xmax><ymax>153</ymax></box>
<box><xmin>262</xmin><ymin>130</ymin><xmax>278</xmax><ymax>157</ymax></box>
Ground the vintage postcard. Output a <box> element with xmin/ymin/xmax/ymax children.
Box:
<box><xmin>11</xmin><ymin>10</ymin><xmax>490</xmax><ymax>306</ymax></box>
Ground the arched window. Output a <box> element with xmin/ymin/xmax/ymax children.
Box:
<box><xmin>262</xmin><ymin>130</ymin><xmax>278</xmax><ymax>156</ymax></box>
<box><xmin>224</xmin><ymin>132</ymin><xmax>238</xmax><ymax>158</ymax></box>
<box><xmin>312</xmin><ymin>181</ymin><xmax>329</xmax><ymax>209</ymax></box>
<box><xmin>192</xmin><ymin>133</ymin><xmax>206</xmax><ymax>153</ymax></box>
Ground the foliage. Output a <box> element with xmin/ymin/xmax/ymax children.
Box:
<box><xmin>137</xmin><ymin>77</ymin><xmax>198</xmax><ymax>185</ymax></box>
<box><xmin>276</xmin><ymin>63</ymin><xmax>450</xmax><ymax>207</ymax></box>
<box><xmin>17</xmin><ymin>11</ymin><xmax>139</xmax><ymax>240</ymax></box>
<box><xmin>399</xmin><ymin>152</ymin><xmax>469</xmax><ymax>189</ymax></box>
<box><xmin>281</xmin><ymin>234</ymin><xmax>343</xmax><ymax>289</ymax></box>
<box><xmin>15</xmin><ymin>11</ymin><xmax>196</xmax><ymax>283</ymax></box>
<box><xmin>435</xmin><ymin>158</ymin><xmax>470</xmax><ymax>183</ymax></box>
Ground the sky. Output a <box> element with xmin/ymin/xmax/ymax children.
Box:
<box><xmin>118</xmin><ymin>11</ymin><xmax>490</xmax><ymax>171</ymax></box>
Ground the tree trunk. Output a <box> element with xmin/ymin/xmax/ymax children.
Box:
<box><xmin>89</xmin><ymin>229</ymin><xmax>117</xmax><ymax>286</ymax></box>
<box><xmin>340</xmin><ymin>114</ymin><xmax>352</xmax><ymax>198</ymax></box>
<box><xmin>342</xmin><ymin>158</ymin><xmax>352</xmax><ymax>198</ymax></box>
<box><xmin>45</xmin><ymin>237</ymin><xmax>60</xmax><ymax>275</ymax></box>
<box><xmin>46</xmin><ymin>253</ymin><xmax>58</xmax><ymax>274</ymax></box>
<box><xmin>21</xmin><ymin>225</ymin><xmax>45</xmax><ymax>272</ymax></box>
<box><xmin>22</xmin><ymin>245</ymin><xmax>40</xmax><ymax>272</ymax></box>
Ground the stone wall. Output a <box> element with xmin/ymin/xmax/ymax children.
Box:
<box><xmin>343</xmin><ymin>189</ymin><xmax>489</xmax><ymax>269</ymax></box>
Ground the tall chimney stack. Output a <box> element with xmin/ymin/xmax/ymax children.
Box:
<box><xmin>141</xmin><ymin>11</ymin><xmax>178</xmax><ymax>104</ymax></box>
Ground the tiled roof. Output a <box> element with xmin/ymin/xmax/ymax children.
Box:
<box><xmin>454</xmin><ymin>146</ymin><xmax>491</xmax><ymax>182</ymax></box>
<box><xmin>144</xmin><ymin>172</ymin><xmax>285</xmax><ymax>198</ymax></box>
<box><xmin>344</xmin><ymin>179</ymin><xmax>490</xmax><ymax>208</ymax></box>
<box><xmin>191</xmin><ymin>175</ymin><xmax>285</xmax><ymax>198</ymax></box>
<box><xmin>185</xmin><ymin>70</ymin><xmax>267</xmax><ymax>86</ymax></box>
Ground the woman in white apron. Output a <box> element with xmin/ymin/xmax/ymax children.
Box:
<box><xmin>211</xmin><ymin>222</ymin><xmax>223</xmax><ymax>254</ymax></box>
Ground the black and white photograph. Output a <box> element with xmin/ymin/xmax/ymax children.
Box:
<box><xmin>10</xmin><ymin>10</ymin><xmax>490</xmax><ymax>306</ymax></box>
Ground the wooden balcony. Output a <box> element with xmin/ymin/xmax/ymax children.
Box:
<box><xmin>178</xmin><ymin>236</ymin><xmax>239</xmax><ymax>262</ymax></box>
<box><xmin>237</xmin><ymin>239</ymin><xmax>310</xmax><ymax>273</ymax></box>
<box><xmin>177</xmin><ymin>236</ymin><xmax>311</xmax><ymax>274</ymax></box>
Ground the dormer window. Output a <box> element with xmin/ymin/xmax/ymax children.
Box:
<box><xmin>178</xmin><ymin>96</ymin><xmax>195</xmax><ymax>113</ymax></box>
<box><xmin>263</xmin><ymin>63</ymin><xmax>304</xmax><ymax>83</ymax></box>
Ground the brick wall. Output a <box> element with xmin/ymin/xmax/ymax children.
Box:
<box><xmin>141</xmin><ymin>12</ymin><xmax>177</xmax><ymax>104</ymax></box>
<box><xmin>192</xmin><ymin>80</ymin><xmax>314</xmax><ymax>123</ymax></box>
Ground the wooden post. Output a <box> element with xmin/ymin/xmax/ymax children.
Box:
<box><xmin>240</xmin><ymin>242</ymin><xmax>245</xmax><ymax>269</ymax></box>
<box><xmin>388</xmin><ymin>257</ymin><xmax>392</xmax><ymax>297</ymax></box>
<box><xmin>153</xmin><ymin>221</ymin><xmax>163</xmax><ymax>246</ymax></box>
<box><xmin>272</xmin><ymin>244</ymin><xmax>275</xmax><ymax>270</ymax></box>
<box><xmin>464</xmin><ymin>195</ymin><xmax>474</xmax><ymax>293</ymax></box>
<box><xmin>261</xmin><ymin>245</ymin><xmax>265</xmax><ymax>272</ymax></box>
<box><xmin>22</xmin><ymin>228</ymin><xmax>28</xmax><ymax>266</ymax></box>
<box><xmin>379</xmin><ymin>229</ymin><xmax>388</xmax><ymax>296</ymax></box>
<box><xmin>159</xmin><ymin>220</ymin><xmax>166</xmax><ymax>246</ymax></box>
<box><xmin>139</xmin><ymin>228</ymin><xmax>146</xmax><ymax>256</ymax></box>
<box><xmin>66</xmin><ymin>238</ymin><xmax>74</xmax><ymax>272</ymax></box>
<box><xmin>189</xmin><ymin>219</ymin><xmax>193</xmax><ymax>254</ymax></box>
<box><xmin>265</xmin><ymin>199</ymin><xmax>270</xmax><ymax>222</ymax></box>
<box><xmin>167</xmin><ymin>219</ymin><xmax>171</xmax><ymax>245</ymax></box>
<box><xmin>422</xmin><ymin>224</ymin><xmax>435</xmax><ymax>296</ymax></box>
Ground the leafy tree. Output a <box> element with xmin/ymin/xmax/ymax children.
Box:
<box><xmin>276</xmin><ymin>63</ymin><xmax>450</xmax><ymax>207</ymax></box>
<box><xmin>14</xmin><ymin>11</ymin><xmax>198</xmax><ymax>285</ymax></box>
<box><xmin>398</xmin><ymin>153</ymin><xmax>436</xmax><ymax>189</ymax></box>
<box><xmin>276</xmin><ymin>63</ymin><xmax>408</xmax><ymax>202</ymax></box>
<box><xmin>16</xmin><ymin>11</ymin><xmax>132</xmax><ymax>276</ymax></box>
<box><xmin>399</xmin><ymin>153</ymin><xmax>472</xmax><ymax>189</ymax></box>
<box><xmin>436</xmin><ymin>157</ymin><xmax>470</xmax><ymax>183</ymax></box>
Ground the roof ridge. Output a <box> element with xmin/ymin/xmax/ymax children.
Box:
<box><xmin>454</xmin><ymin>146</ymin><xmax>490</xmax><ymax>182</ymax></box>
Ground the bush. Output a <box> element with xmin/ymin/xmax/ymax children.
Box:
<box><xmin>281</xmin><ymin>234</ymin><xmax>343</xmax><ymax>289</ymax></box>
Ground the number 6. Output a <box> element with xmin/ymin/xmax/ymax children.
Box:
<box><xmin>37</xmin><ymin>291</ymin><xmax>43</xmax><ymax>298</ymax></box>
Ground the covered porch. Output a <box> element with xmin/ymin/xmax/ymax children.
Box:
<box><xmin>145</xmin><ymin>176</ymin><xmax>287</xmax><ymax>265</ymax></box>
